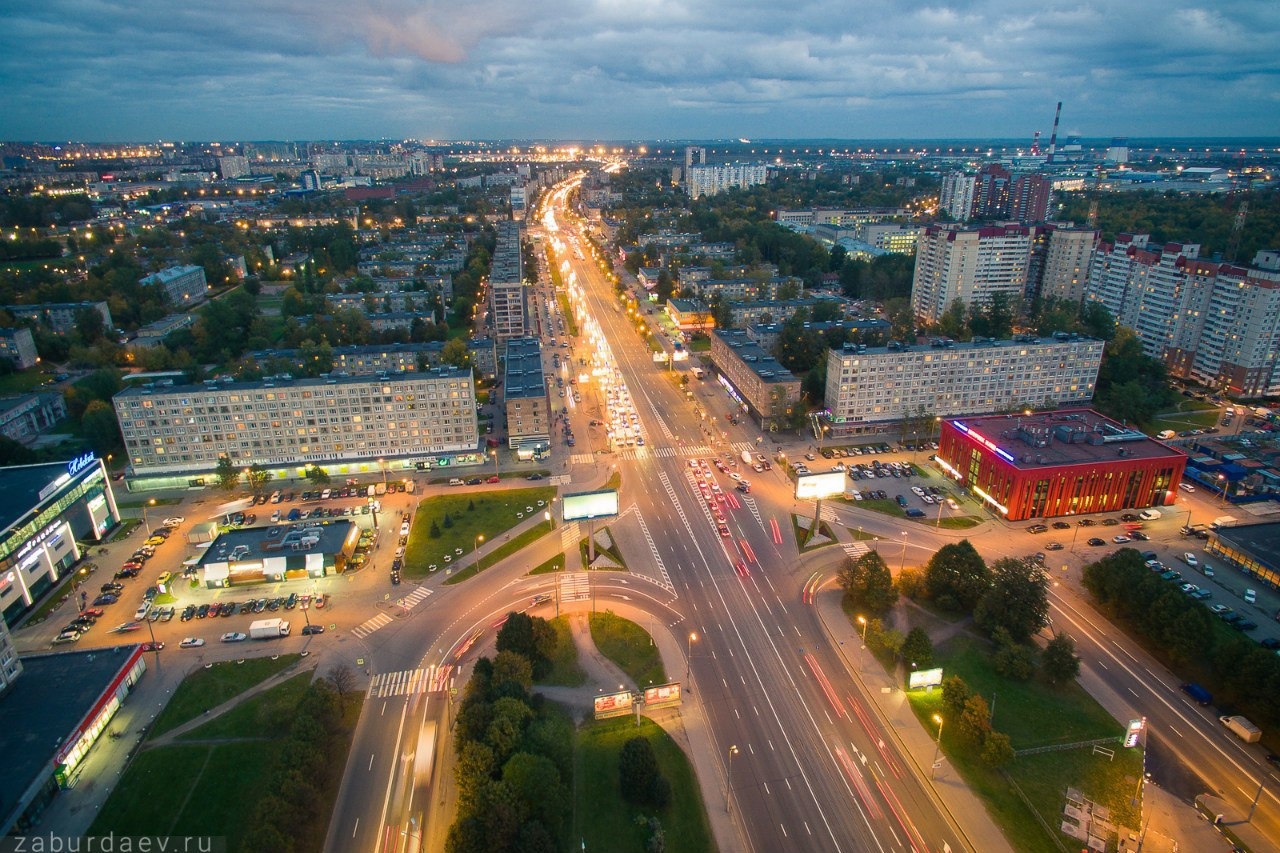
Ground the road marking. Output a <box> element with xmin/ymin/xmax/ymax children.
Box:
<box><xmin>352</xmin><ymin>819</ymin><xmax>359</xmax><ymax>838</ymax></box>
<box><xmin>352</xmin><ymin>612</ymin><xmax>393</xmax><ymax>639</ymax></box>
<box><xmin>368</xmin><ymin>753</ymin><xmax>375</xmax><ymax>771</ymax></box>
<box><xmin>369</xmin><ymin>666</ymin><xmax>446</xmax><ymax>697</ymax></box>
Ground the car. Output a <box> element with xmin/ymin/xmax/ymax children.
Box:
<box><xmin>101</xmin><ymin>582</ymin><xmax>123</xmax><ymax>593</ymax></box>
<box><xmin>52</xmin><ymin>631</ymin><xmax>81</xmax><ymax>645</ymax></box>
<box><xmin>1078</xmin><ymin>518</ymin><xmax>1097</xmax><ymax>526</ymax></box>
<box><xmin>1088</xmin><ymin>538</ymin><xmax>1107</xmax><ymax>546</ymax></box>
<box><xmin>285</xmin><ymin>593</ymin><xmax>297</xmax><ymax>609</ymax></box>
<box><xmin>315</xmin><ymin>593</ymin><xmax>328</xmax><ymax>609</ymax></box>
<box><xmin>1045</xmin><ymin>542</ymin><xmax>1064</xmax><ymax>551</ymax></box>
<box><xmin>1101</xmin><ymin>518</ymin><xmax>1120</xmax><ymax>527</ymax></box>
<box><xmin>80</xmin><ymin>607</ymin><xmax>104</xmax><ymax>618</ymax></box>
<box><xmin>140</xmin><ymin>641</ymin><xmax>165</xmax><ymax>652</ymax></box>
<box><xmin>400</xmin><ymin>521</ymin><xmax>411</xmax><ymax>536</ymax></box>
<box><xmin>1160</xmin><ymin>570</ymin><xmax>1182</xmax><ymax>582</ymax></box>
<box><xmin>220</xmin><ymin>632</ymin><xmax>248</xmax><ymax>643</ymax></box>
<box><xmin>179</xmin><ymin>637</ymin><xmax>205</xmax><ymax>648</ymax></box>
<box><xmin>1192</xmin><ymin>589</ymin><xmax>1213</xmax><ymax>600</ymax></box>
<box><xmin>180</xmin><ymin>605</ymin><xmax>197</xmax><ymax>621</ymax></box>
<box><xmin>163</xmin><ymin>516</ymin><xmax>185</xmax><ymax>527</ymax></box>
<box><xmin>1027</xmin><ymin>524</ymin><xmax>1048</xmax><ymax>534</ymax></box>
<box><xmin>1180</xmin><ymin>583</ymin><xmax>1198</xmax><ymax>595</ymax></box>
<box><xmin>1210</xmin><ymin>604</ymin><xmax>1233</xmax><ymax>616</ymax></box>
<box><xmin>391</xmin><ymin>571</ymin><xmax>401</xmax><ymax>585</ymax></box>
<box><xmin>301</xmin><ymin>624</ymin><xmax>325</xmax><ymax>635</ymax></box>
<box><xmin>1120</xmin><ymin>513</ymin><xmax>1139</xmax><ymax>522</ymax></box>
<box><xmin>1050</xmin><ymin>521</ymin><xmax>1071</xmax><ymax>530</ymax></box>
<box><xmin>1181</xmin><ymin>552</ymin><xmax>1199</xmax><ymax>567</ymax></box>
<box><xmin>253</xmin><ymin>598</ymin><xmax>268</xmax><ymax>612</ymax></box>
<box><xmin>487</xmin><ymin>475</ymin><xmax>501</xmax><ymax>484</ymax></box>
<box><xmin>114</xmin><ymin>568</ymin><xmax>139</xmax><ymax>579</ymax></box>
<box><xmin>266</xmin><ymin>597</ymin><xmax>281</xmax><ymax>611</ymax></box>
<box><xmin>467</xmin><ymin>477</ymin><xmax>483</xmax><ymax>486</ymax></box>
<box><xmin>734</xmin><ymin>560</ymin><xmax>749</xmax><ymax>578</ymax></box>
<box><xmin>1235</xmin><ymin>620</ymin><xmax>1259</xmax><ymax>632</ymax></box>
<box><xmin>1261</xmin><ymin>639</ymin><xmax>1280</xmax><ymax>651</ymax></box>
<box><xmin>1131</xmin><ymin>531</ymin><xmax>1150</xmax><ymax>541</ymax></box>
<box><xmin>159</xmin><ymin>606</ymin><xmax>176</xmax><ymax>621</ymax></box>
<box><xmin>92</xmin><ymin>594</ymin><xmax>118</xmax><ymax>606</ymax></box>
<box><xmin>1113</xmin><ymin>535</ymin><xmax>1132</xmax><ymax>544</ymax></box>
<box><xmin>526</xmin><ymin>473</ymin><xmax>543</xmax><ymax>481</ymax></box>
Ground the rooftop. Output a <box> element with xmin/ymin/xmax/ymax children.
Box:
<box><xmin>711</xmin><ymin>329</ymin><xmax>798</xmax><ymax>384</ymax></box>
<box><xmin>0</xmin><ymin>460</ymin><xmax>96</xmax><ymax>538</ymax></box>
<box><xmin>0</xmin><ymin>646</ymin><xmax>142</xmax><ymax>831</ymax></box>
<box><xmin>946</xmin><ymin>408</ymin><xmax>1186</xmax><ymax>469</ymax></box>
<box><xmin>503</xmin><ymin>338</ymin><xmax>547</xmax><ymax>401</ymax></box>
<box><xmin>834</xmin><ymin>332</ymin><xmax>1100</xmax><ymax>358</ymax></box>
<box><xmin>198</xmin><ymin>519</ymin><xmax>355</xmax><ymax>566</ymax></box>
<box><xmin>114</xmin><ymin>365</ymin><xmax>472</xmax><ymax>398</ymax></box>
<box><xmin>1214</xmin><ymin>522</ymin><xmax>1280</xmax><ymax>576</ymax></box>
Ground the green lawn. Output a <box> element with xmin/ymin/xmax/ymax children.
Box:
<box><xmin>575</xmin><ymin>717</ymin><xmax>715</xmax><ymax>853</ymax></box>
<box><xmin>791</xmin><ymin>515</ymin><xmax>836</xmax><ymax>552</ymax></box>
<box><xmin>579</xmin><ymin>525</ymin><xmax>628</xmax><ymax>570</ymax></box>
<box><xmin>905</xmin><ymin>635</ymin><xmax>1127</xmax><ymax>853</ymax></box>
<box><xmin>179</xmin><ymin>670</ymin><xmax>314</xmax><ymax>740</ymax></box>
<box><xmin>404</xmin><ymin>486</ymin><xmax>555</xmax><ymax>579</ymax></box>
<box><xmin>539</xmin><ymin>616</ymin><xmax>587</xmax><ymax>687</ymax></box>
<box><xmin>87</xmin><ymin>744</ymin><xmax>210</xmax><ymax>836</ymax></box>
<box><xmin>529</xmin><ymin>553</ymin><xmax>567</xmax><ymax>575</ymax></box>
<box><xmin>148</xmin><ymin>655</ymin><xmax>301</xmax><ymax>737</ymax></box>
<box><xmin>589</xmin><ymin>612</ymin><xmax>667</xmax><ymax>689</ymax></box>
<box><xmin>0</xmin><ymin>368</ymin><xmax>55</xmax><ymax>396</ymax></box>
<box><xmin>444</xmin><ymin>520</ymin><xmax>555</xmax><ymax>584</ymax></box>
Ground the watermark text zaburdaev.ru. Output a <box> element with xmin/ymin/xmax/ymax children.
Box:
<box><xmin>1</xmin><ymin>836</ymin><xmax>225</xmax><ymax>853</ymax></box>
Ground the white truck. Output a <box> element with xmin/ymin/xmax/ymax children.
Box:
<box><xmin>249</xmin><ymin>618</ymin><xmax>291</xmax><ymax>640</ymax></box>
<box><xmin>1219</xmin><ymin>715</ymin><xmax>1262</xmax><ymax>743</ymax></box>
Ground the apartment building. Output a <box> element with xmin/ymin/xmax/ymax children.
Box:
<box><xmin>138</xmin><ymin>264</ymin><xmax>208</xmax><ymax>307</ymax></box>
<box><xmin>114</xmin><ymin>368</ymin><xmax>477</xmax><ymax>475</ymax></box>
<box><xmin>503</xmin><ymin>338</ymin><xmax>550</xmax><ymax>454</ymax></box>
<box><xmin>490</xmin><ymin>221</ymin><xmax>527</xmax><ymax>340</ymax></box>
<box><xmin>1039</xmin><ymin>225</ymin><xmax>1099</xmax><ymax>303</ymax></box>
<box><xmin>708</xmin><ymin>330</ymin><xmax>802</xmax><ymax>430</ymax></box>
<box><xmin>251</xmin><ymin>340</ymin><xmax>498</xmax><ymax>379</ymax></box>
<box><xmin>685</xmin><ymin>164</ymin><xmax>768</xmax><ymax>199</ymax></box>
<box><xmin>824</xmin><ymin>334</ymin><xmax>1103</xmax><ymax>429</ymax></box>
<box><xmin>911</xmin><ymin>224</ymin><xmax>1034</xmax><ymax>323</ymax></box>
<box><xmin>0</xmin><ymin>327</ymin><xmax>38</xmax><ymax>370</ymax></box>
<box><xmin>4</xmin><ymin>302</ymin><xmax>113</xmax><ymax>336</ymax></box>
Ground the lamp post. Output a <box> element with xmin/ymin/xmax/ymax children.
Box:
<box><xmin>142</xmin><ymin>498</ymin><xmax>157</xmax><ymax>536</ymax></box>
<box><xmin>930</xmin><ymin>714</ymin><xmax>945</xmax><ymax>779</ymax></box>
<box><xmin>474</xmin><ymin>534</ymin><xmax>484</xmax><ymax>562</ymax></box>
<box><xmin>687</xmin><ymin>631</ymin><xmax>698</xmax><ymax>677</ymax></box>
<box><xmin>726</xmin><ymin>744</ymin><xmax>739</xmax><ymax>815</ymax></box>
<box><xmin>1218</xmin><ymin>473</ymin><xmax>1228</xmax><ymax>505</ymax></box>
<box><xmin>856</xmin><ymin>615</ymin><xmax>867</xmax><ymax>669</ymax></box>
<box><xmin>899</xmin><ymin>531</ymin><xmax>908</xmax><ymax>573</ymax></box>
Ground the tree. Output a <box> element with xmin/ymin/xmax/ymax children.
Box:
<box><xmin>937</xmin><ymin>298</ymin><xmax>969</xmax><ymax>340</ymax></box>
<box><xmin>974</xmin><ymin>558</ymin><xmax>1050</xmax><ymax>643</ymax></box>
<box><xmin>619</xmin><ymin>736</ymin><xmax>667</xmax><ymax>807</ymax></box>
<box><xmin>981</xmin><ymin>731</ymin><xmax>1015</xmax><ymax>767</ymax></box>
<box><xmin>958</xmin><ymin>694</ymin><xmax>992</xmax><ymax>744</ymax></box>
<box><xmin>328</xmin><ymin>664</ymin><xmax>357</xmax><ymax>710</ymax></box>
<box><xmin>941</xmin><ymin>675</ymin><xmax>971</xmax><ymax>718</ymax></box>
<box><xmin>81</xmin><ymin>400</ymin><xmax>122</xmax><ymax>457</ymax></box>
<box><xmin>901</xmin><ymin>627</ymin><xmax>934</xmax><ymax>669</ymax></box>
<box><xmin>441</xmin><ymin>338</ymin><xmax>472</xmax><ymax>369</ymax></box>
<box><xmin>304</xmin><ymin>464</ymin><xmax>331</xmax><ymax>486</ymax></box>
<box><xmin>215</xmin><ymin>456</ymin><xmax>240</xmax><ymax>491</ymax></box>
<box><xmin>492</xmin><ymin>650</ymin><xmax>533</xmax><ymax>692</ymax></box>
<box><xmin>923</xmin><ymin>540</ymin><xmax>991</xmax><ymax>611</ymax></box>
<box><xmin>247</xmin><ymin>463</ymin><xmax>270</xmax><ymax>498</ymax></box>
<box><xmin>836</xmin><ymin>550</ymin><xmax>898</xmax><ymax>615</ymax></box>
<box><xmin>1042</xmin><ymin>632</ymin><xmax>1081</xmax><ymax>685</ymax></box>
<box><xmin>429</xmin><ymin>519</ymin><xmax>442</xmax><ymax>538</ymax></box>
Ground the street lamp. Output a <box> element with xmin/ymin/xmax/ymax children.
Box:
<box><xmin>856</xmin><ymin>615</ymin><xmax>867</xmax><ymax>669</ymax></box>
<box><xmin>142</xmin><ymin>498</ymin><xmax>157</xmax><ymax>536</ymax></box>
<box><xmin>474</xmin><ymin>534</ymin><xmax>484</xmax><ymax>561</ymax></box>
<box><xmin>1218</xmin><ymin>473</ymin><xmax>1229</xmax><ymax>505</ymax></box>
<box><xmin>930</xmin><ymin>714</ymin><xmax>945</xmax><ymax>779</ymax></box>
<box><xmin>687</xmin><ymin>631</ymin><xmax>698</xmax><ymax>676</ymax></box>
<box><xmin>726</xmin><ymin>744</ymin><xmax>739</xmax><ymax>815</ymax></box>
<box><xmin>899</xmin><ymin>531</ymin><xmax>909</xmax><ymax>573</ymax></box>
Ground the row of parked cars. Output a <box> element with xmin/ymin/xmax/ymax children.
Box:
<box><xmin>179</xmin><ymin>592</ymin><xmax>327</xmax><ymax>621</ymax></box>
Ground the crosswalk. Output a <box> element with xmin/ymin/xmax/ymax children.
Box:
<box><xmin>397</xmin><ymin>586</ymin><xmax>432</xmax><ymax>610</ymax></box>
<box><xmin>560</xmin><ymin>521</ymin><xmax>581</xmax><ymax>552</ymax></box>
<box><xmin>352</xmin><ymin>612</ymin><xmax>393</xmax><ymax>639</ymax></box>
<box><xmin>842</xmin><ymin>542</ymin><xmax>873</xmax><ymax>560</ymax></box>
<box><xmin>559</xmin><ymin>571</ymin><xmax>590</xmax><ymax>602</ymax></box>
<box><xmin>368</xmin><ymin>665</ymin><xmax>452</xmax><ymax>698</ymax></box>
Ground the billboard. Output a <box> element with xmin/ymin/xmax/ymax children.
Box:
<box><xmin>796</xmin><ymin>471</ymin><xmax>847</xmax><ymax>500</ymax></box>
<box><xmin>563</xmin><ymin>489</ymin><xmax>620</xmax><ymax>522</ymax></box>
<box><xmin>643</xmin><ymin>683</ymin><xmax>682</xmax><ymax>711</ymax></box>
<box><xmin>908</xmin><ymin>667</ymin><xmax>944</xmax><ymax>690</ymax></box>
<box><xmin>593</xmin><ymin>689</ymin><xmax>633</xmax><ymax>720</ymax></box>
<box><xmin>1124</xmin><ymin>718</ymin><xmax>1145</xmax><ymax>748</ymax></box>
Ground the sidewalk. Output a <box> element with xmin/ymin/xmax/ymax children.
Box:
<box><xmin>813</xmin><ymin>587</ymin><xmax>1015</xmax><ymax>853</ymax></box>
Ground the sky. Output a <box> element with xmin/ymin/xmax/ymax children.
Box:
<box><xmin>2</xmin><ymin>0</ymin><xmax>1279</xmax><ymax>143</ymax></box>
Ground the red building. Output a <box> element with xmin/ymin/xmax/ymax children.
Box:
<box><xmin>935</xmin><ymin>409</ymin><xmax>1187</xmax><ymax>521</ymax></box>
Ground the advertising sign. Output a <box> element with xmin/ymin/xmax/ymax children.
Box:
<box><xmin>562</xmin><ymin>489</ymin><xmax>620</xmax><ymax>522</ymax></box>
<box><xmin>643</xmin><ymin>683</ymin><xmax>682</xmax><ymax>711</ymax></box>
<box><xmin>593</xmin><ymin>689</ymin><xmax>633</xmax><ymax>720</ymax></box>
<box><xmin>908</xmin><ymin>667</ymin><xmax>945</xmax><ymax>690</ymax></box>
<box><xmin>795</xmin><ymin>471</ymin><xmax>847</xmax><ymax>500</ymax></box>
<box><xmin>1124</xmin><ymin>717</ymin><xmax>1145</xmax><ymax>748</ymax></box>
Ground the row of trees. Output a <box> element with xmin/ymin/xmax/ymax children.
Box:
<box><xmin>448</xmin><ymin>613</ymin><xmax>573</xmax><ymax>853</ymax></box>
<box><xmin>1083</xmin><ymin>548</ymin><xmax>1280</xmax><ymax>727</ymax></box>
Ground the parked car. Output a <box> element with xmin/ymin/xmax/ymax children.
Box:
<box><xmin>179</xmin><ymin>637</ymin><xmax>205</xmax><ymax>648</ymax></box>
<box><xmin>301</xmin><ymin>624</ymin><xmax>325</xmax><ymax>635</ymax></box>
<box><xmin>220</xmin><ymin>632</ymin><xmax>248</xmax><ymax>643</ymax></box>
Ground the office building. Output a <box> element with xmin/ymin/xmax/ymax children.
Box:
<box><xmin>1206</xmin><ymin>522</ymin><xmax>1280</xmax><ymax>592</ymax></box>
<box><xmin>0</xmin><ymin>328</ymin><xmax>38</xmax><ymax>370</ymax></box>
<box><xmin>489</xmin><ymin>221</ymin><xmax>527</xmax><ymax>340</ymax></box>
<box><xmin>935</xmin><ymin>408</ymin><xmax>1187</xmax><ymax>521</ymax></box>
<box><xmin>685</xmin><ymin>164</ymin><xmax>768</xmax><ymax>199</ymax></box>
<box><xmin>824</xmin><ymin>334</ymin><xmax>1102</xmax><ymax>430</ymax></box>
<box><xmin>4</xmin><ymin>302</ymin><xmax>113</xmax><ymax>337</ymax></box>
<box><xmin>113</xmin><ymin>369</ymin><xmax>477</xmax><ymax>476</ymax></box>
<box><xmin>503</xmin><ymin>338</ymin><xmax>550</xmax><ymax>457</ymax></box>
<box><xmin>708</xmin><ymin>330</ymin><xmax>802</xmax><ymax>430</ymax></box>
<box><xmin>0</xmin><ymin>455</ymin><xmax>120</xmax><ymax>626</ymax></box>
<box><xmin>911</xmin><ymin>224</ymin><xmax>1034</xmax><ymax>323</ymax></box>
<box><xmin>138</xmin><ymin>264</ymin><xmax>208</xmax><ymax>308</ymax></box>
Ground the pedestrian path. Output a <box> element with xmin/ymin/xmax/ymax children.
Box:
<box><xmin>397</xmin><ymin>586</ymin><xmax>432</xmax><ymax>610</ymax></box>
<box><xmin>351</xmin><ymin>612</ymin><xmax>393</xmax><ymax>639</ymax></box>
<box><xmin>368</xmin><ymin>665</ymin><xmax>451</xmax><ymax>698</ymax></box>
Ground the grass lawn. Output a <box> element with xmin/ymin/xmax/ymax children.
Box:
<box><xmin>856</xmin><ymin>497</ymin><xmax>910</xmax><ymax>519</ymax></box>
<box><xmin>539</xmin><ymin>616</ymin><xmax>587</xmax><ymax>687</ymax></box>
<box><xmin>904</xmin><ymin>635</ymin><xmax>1126</xmax><ymax>853</ymax></box>
<box><xmin>0</xmin><ymin>369</ymin><xmax>55</xmax><ymax>397</ymax></box>
<box><xmin>589</xmin><ymin>612</ymin><xmax>667</xmax><ymax>689</ymax></box>
<box><xmin>404</xmin><ymin>486</ymin><xmax>555</xmax><ymax>579</ymax></box>
<box><xmin>87</xmin><ymin>744</ymin><xmax>210</xmax><ymax>836</ymax></box>
<box><xmin>529</xmin><ymin>552</ymin><xmax>567</xmax><ymax>575</ymax></box>
<box><xmin>575</xmin><ymin>716</ymin><xmax>714</xmax><ymax>853</ymax></box>
<box><xmin>148</xmin><ymin>655</ymin><xmax>301</xmax><ymax>737</ymax></box>
<box><xmin>791</xmin><ymin>515</ymin><xmax>836</xmax><ymax>552</ymax></box>
<box><xmin>445</xmin><ymin>520</ymin><xmax>555</xmax><ymax>584</ymax></box>
<box><xmin>179</xmin><ymin>670</ymin><xmax>315</xmax><ymax>740</ymax></box>
<box><xmin>557</xmin><ymin>292</ymin><xmax>579</xmax><ymax>336</ymax></box>
<box><xmin>579</xmin><ymin>525</ymin><xmax>628</xmax><ymax>570</ymax></box>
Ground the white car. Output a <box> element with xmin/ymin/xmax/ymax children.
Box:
<box><xmin>179</xmin><ymin>637</ymin><xmax>205</xmax><ymax>648</ymax></box>
<box><xmin>220</xmin><ymin>632</ymin><xmax>247</xmax><ymax>643</ymax></box>
<box><xmin>163</xmin><ymin>516</ymin><xmax>185</xmax><ymax>527</ymax></box>
<box><xmin>400</xmin><ymin>522</ymin><xmax>411</xmax><ymax>536</ymax></box>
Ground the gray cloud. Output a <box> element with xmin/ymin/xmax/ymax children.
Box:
<box><xmin>1</xmin><ymin>0</ymin><xmax>1277</xmax><ymax>140</ymax></box>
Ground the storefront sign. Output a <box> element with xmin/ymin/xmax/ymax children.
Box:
<box><xmin>67</xmin><ymin>452</ymin><xmax>97</xmax><ymax>477</ymax></box>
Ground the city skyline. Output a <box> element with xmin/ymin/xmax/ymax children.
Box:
<box><xmin>3</xmin><ymin>0</ymin><xmax>1279</xmax><ymax>142</ymax></box>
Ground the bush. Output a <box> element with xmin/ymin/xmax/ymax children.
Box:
<box><xmin>619</xmin><ymin>736</ymin><xmax>663</xmax><ymax>806</ymax></box>
<box><xmin>896</xmin><ymin>566</ymin><xmax>925</xmax><ymax>599</ymax></box>
<box><xmin>993</xmin><ymin>643</ymin><xmax>1037</xmax><ymax>681</ymax></box>
<box><xmin>1042</xmin><ymin>632</ymin><xmax>1081</xmax><ymax>685</ymax></box>
<box><xmin>902</xmin><ymin>627</ymin><xmax>934</xmax><ymax>669</ymax></box>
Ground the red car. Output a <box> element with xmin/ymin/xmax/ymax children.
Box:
<box><xmin>80</xmin><ymin>608</ymin><xmax>105</xmax><ymax>618</ymax></box>
<box><xmin>486</xmin><ymin>475</ymin><xmax>501</xmax><ymax>484</ymax></box>
<box><xmin>734</xmin><ymin>560</ymin><xmax>749</xmax><ymax>578</ymax></box>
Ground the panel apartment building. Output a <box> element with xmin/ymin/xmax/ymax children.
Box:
<box><xmin>708</xmin><ymin>330</ymin><xmax>803</xmax><ymax>430</ymax></box>
<box><xmin>912</xmin><ymin>223</ymin><xmax>1098</xmax><ymax>323</ymax></box>
<box><xmin>1085</xmin><ymin>236</ymin><xmax>1280</xmax><ymax>397</ymax></box>
<box><xmin>824</xmin><ymin>334</ymin><xmax>1103</xmax><ymax>430</ymax></box>
<box><xmin>489</xmin><ymin>221</ymin><xmax>527</xmax><ymax>340</ymax></box>
<box><xmin>114</xmin><ymin>369</ymin><xmax>477</xmax><ymax>475</ymax></box>
<box><xmin>139</xmin><ymin>264</ymin><xmax>208</xmax><ymax>308</ymax></box>
<box><xmin>685</xmin><ymin>164</ymin><xmax>768</xmax><ymax>199</ymax></box>
<box><xmin>502</xmin><ymin>338</ymin><xmax>550</xmax><ymax>455</ymax></box>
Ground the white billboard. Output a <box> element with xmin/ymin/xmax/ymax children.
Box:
<box><xmin>795</xmin><ymin>471</ymin><xmax>847</xmax><ymax>500</ymax></box>
<box><xmin>562</xmin><ymin>489</ymin><xmax>620</xmax><ymax>522</ymax></box>
<box><xmin>908</xmin><ymin>667</ymin><xmax>944</xmax><ymax>690</ymax></box>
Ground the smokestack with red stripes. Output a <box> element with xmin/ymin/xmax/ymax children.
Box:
<box><xmin>1046</xmin><ymin>101</ymin><xmax>1062</xmax><ymax>164</ymax></box>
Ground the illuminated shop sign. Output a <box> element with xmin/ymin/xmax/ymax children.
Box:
<box><xmin>951</xmin><ymin>421</ymin><xmax>1015</xmax><ymax>463</ymax></box>
<box><xmin>67</xmin><ymin>452</ymin><xmax>97</xmax><ymax>477</ymax></box>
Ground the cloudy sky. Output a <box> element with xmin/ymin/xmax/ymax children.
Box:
<box><xmin>3</xmin><ymin>0</ymin><xmax>1278</xmax><ymax>142</ymax></box>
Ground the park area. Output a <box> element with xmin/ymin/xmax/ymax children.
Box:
<box><xmin>401</xmin><ymin>485</ymin><xmax>556</xmax><ymax>580</ymax></box>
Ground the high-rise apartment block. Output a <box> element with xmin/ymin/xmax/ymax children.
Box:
<box><xmin>938</xmin><ymin>166</ymin><xmax>1051</xmax><ymax>223</ymax></box>
<box><xmin>113</xmin><ymin>369</ymin><xmax>477</xmax><ymax>475</ymax></box>
<box><xmin>489</xmin><ymin>221</ymin><xmax>527</xmax><ymax>340</ymax></box>
<box><xmin>912</xmin><ymin>224</ymin><xmax>1034</xmax><ymax>322</ymax></box>
<box><xmin>684</xmin><ymin>146</ymin><xmax>706</xmax><ymax>171</ymax></box>
<box><xmin>1085</xmin><ymin>238</ymin><xmax>1280</xmax><ymax>397</ymax></box>
<box><xmin>1039</xmin><ymin>225</ymin><xmax>1100</xmax><ymax>303</ymax></box>
<box><xmin>685</xmin><ymin>164</ymin><xmax>768</xmax><ymax>199</ymax></box>
<box><xmin>825</xmin><ymin>334</ymin><xmax>1103</xmax><ymax>428</ymax></box>
<box><xmin>217</xmin><ymin>155</ymin><xmax>249</xmax><ymax>179</ymax></box>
